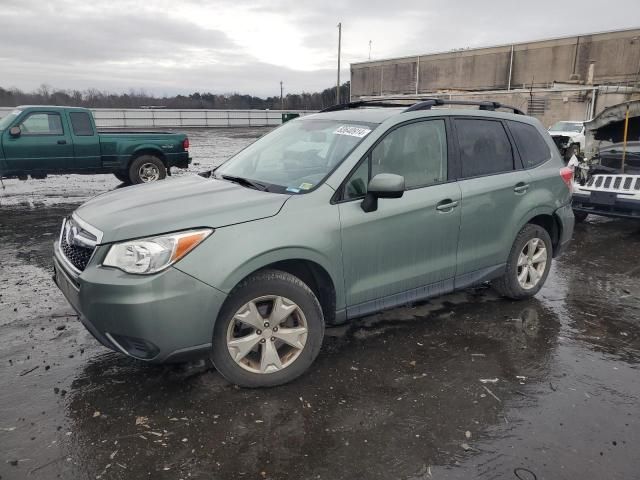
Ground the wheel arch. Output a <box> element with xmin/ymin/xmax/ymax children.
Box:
<box><xmin>221</xmin><ymin>255</ymin><xmax>339</xmax><ymax>326</ymax></box>
<box><xmin>519</xmin><ymin>210</ymin><xmax>562</xmax><ymax>256</ymax></box>
<box><xmin>130</xmin><ymin>147</ymin><xmax>167</xmax><ymax>167</ymax></box>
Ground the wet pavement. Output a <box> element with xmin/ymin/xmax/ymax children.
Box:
<box><xmin>1</xmin><ymin>128</ymin><xmax>640</xmax><ymax>479</ymax></box>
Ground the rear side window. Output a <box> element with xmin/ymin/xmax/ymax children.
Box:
<box><xmin>69</xmin><ymin>112</ymin><xmax>94</xmax><ymax>136</ymax></box>
<box><xmin>455</xmin><ymin>119</ymin><xmax>514</xmax><ymax>178</ymax></box>
<box><xmin>508</xmin><ymin>121</ymin><xmax>551</xmax><ymax>168</ymax></box>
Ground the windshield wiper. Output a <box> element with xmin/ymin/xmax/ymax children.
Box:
<box><xmin>220</xmin><ymin>174</ymin><xmax>268</xmax><ymax>191</ymax></box>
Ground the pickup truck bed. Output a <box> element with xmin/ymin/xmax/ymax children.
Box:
<box><xmin>0</xmin><ymin>106</ymin><xmax>191</xmax><ymax>184</ymax></box>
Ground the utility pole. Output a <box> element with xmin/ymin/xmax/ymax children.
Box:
<box><xmin>369</xmin><ymin>40</ymin><xmax>372</xmax><ymax>60</ymax></box>
<box><xmin>280</xmin><ymin>81</ymin><xmax>284</xmax><ymax>110</ymax></box>
<box><xmin>337</xmin><ymin>22</ymin><xmax>342</xmax><ymax>105</ymax></box>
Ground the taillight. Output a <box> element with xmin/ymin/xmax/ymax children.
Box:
<box><xmin>182</xmin><ymin>138</ymin><xmax>190</xmax><ymax>150</ymax></box>
<box><xmin>560</xmin><ymin>167</ymin><xmax>574</xmax><ymax>193</ymax></box>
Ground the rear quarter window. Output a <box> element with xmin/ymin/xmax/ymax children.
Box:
<box><xmin>69</xmin><ymin>112</ymin><xmax>94</xmax><ymax>136</ymax></box>
<box><xmin>508</xmin><ymin>121</ymin><xmax>551</xmax><ymax>168</ymax></box>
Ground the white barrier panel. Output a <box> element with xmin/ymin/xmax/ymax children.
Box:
<box><xmin>0</xmin><ymin>108</ymin><xmax>316</xmax><ymax>129</ymax></box>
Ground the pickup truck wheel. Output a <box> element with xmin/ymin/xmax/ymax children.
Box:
<box><xmin>211</xmin><ymin>269</ymin><xmax>325</xmax><ymax>388</ymax></box>
<box><xmin>129</xmin><ymin>155</ymin><xmax>167</xmax><ymax>184</ymax></box>
<box><xmin>113</xmin><ymin>171</ymin><xmax>130</xmax><ymax>184</ymax></box>
<box><xmin>492</xmin><ymin>224</ymin><xmax>552</xmax><ymax>300</ymax></box>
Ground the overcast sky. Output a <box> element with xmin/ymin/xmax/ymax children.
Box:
<box><xmin>1</xmin><ymin>0</ymin><xmax>639</xmax><ymax>97</ymax></box>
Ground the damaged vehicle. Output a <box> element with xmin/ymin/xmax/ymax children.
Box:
<box><xmin>548</xmin><ymin>120</ymin><xmax>585</xmax><ymax>161</ymax></box>
<box><xmin>572</xmin><ymin>101</ymin><xmax>640</xmax><ymax>221</ymax></box>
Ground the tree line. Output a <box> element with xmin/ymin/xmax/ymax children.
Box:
<box><xmin>0</xmin><ymin>83</ymin><xmax>351</xmax><ymax>110</ymax></box>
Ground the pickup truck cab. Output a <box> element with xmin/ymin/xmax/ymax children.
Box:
<box><xmin>0</xmin><ymin>106</ymin><xmax>191</xmax><ymax>184</ymax></box>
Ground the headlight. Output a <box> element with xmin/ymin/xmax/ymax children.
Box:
<box><xmin>102</xmin><ymin>229</ymin><xmax>213</xmax><ymax>274</ymax></box>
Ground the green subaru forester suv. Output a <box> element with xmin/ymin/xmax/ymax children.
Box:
<box><xmin>53</xmin><ymin>100</ymin><xmax>574</xmax><ymax>387</ymax></box>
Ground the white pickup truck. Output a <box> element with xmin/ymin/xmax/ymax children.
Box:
<box><xmin>548</xmin><ymin>121</ymin><xmax>585</xmax><ymax>161</ymax></box>
<box><xmin>572</xmin><ymin>102</ymin><xmax>640</xmax><ymax>222</ymax></box>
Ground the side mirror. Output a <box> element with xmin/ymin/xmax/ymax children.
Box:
<box><xmin>361</xmin><ymin>173</ymin><xmax>405</xmax><ymax>212</ymax></box>
<box><xmin>9</xmin><ymin>126</ymin><xmax>21</xmax><ymax>137</ymax></box>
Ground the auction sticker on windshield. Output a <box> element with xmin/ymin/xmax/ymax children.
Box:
<box><xmin>333</xmin><ymin>125</ymin><xmax>371</xmax><ymax>138</ymax></box>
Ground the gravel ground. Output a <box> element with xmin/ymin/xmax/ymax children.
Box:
<box><xmin>1</xmin><ymin>128</ymin><xmax>639</xmax><ymax>480</ymax></box>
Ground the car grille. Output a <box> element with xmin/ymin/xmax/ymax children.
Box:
<box><xmin>59</xmin><ymin>217</ymin><xmax>100</xmax><ymax>272</ymax></box>
<box><xmin>586</xmin><ymin>175</ymin><xmax>640</xmax><ymax>192</ymax></box>
<box><xmin>60</xmin><ymin>233</ymin><xmax>95</xmax><ymax>271</ymax></box>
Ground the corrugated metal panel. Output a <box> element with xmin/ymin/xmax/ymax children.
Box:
<box><xmin>0</xmin><ymin>108</ymin><xmax>315</xmax><ymax>128</ymax></box>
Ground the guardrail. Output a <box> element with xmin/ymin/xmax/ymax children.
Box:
<box><xmin>0</xmin><ymin>108</ymin><xmax>316</xmax><ymax>128</ymax></box>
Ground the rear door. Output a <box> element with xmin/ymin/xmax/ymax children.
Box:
<box><xmin>453</xmin><ymin>117</ymin><xmax>530</xmax><ymax>284</ymax></box>
<box><xmin>338</xmin><ymin>118</ymin><xmax>462</xmax><ymax>316</ymax></box>
<box><xmin>2</xmin><ymin>110</ymin><xmax>74</xmax><ymax>173</ymax></box>
<box><xmin>66</xmin><ymin>111</ymin><xmax>101</xmax><ymax>170</ymax></box>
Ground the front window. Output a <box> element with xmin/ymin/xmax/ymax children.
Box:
<box><xmin>19</xmin><ymin>112</ymin><xmax>64</xmax><ymax>135</ymax></box>
<box><xmin>342</xmin><ymin>119</ymin><xmax>448</xmax><ymax>200</ymax></box>
<box><xmin>215</xmin><ymin>119</ymin><xmax>377</xmax><ymax>193</ymax></box>
<box><xmin>549</xmin><ymin>122</ymin><xmax>583</xmax><ymax>133</ymax></box>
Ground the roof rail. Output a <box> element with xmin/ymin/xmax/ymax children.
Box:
<box><xmin>319</xmin><ymin>98</ymin><xmax>525</xmax><ymax>115</ymax></box>
<box><xmin>404</xmin><ymin>98</ymin><xmax>525</xmax><ymax>115</ymax></box>
<box><xmin>319</xmin><ymin>100</ymin><xmax>409</xmax><ymax>112</ymax></box>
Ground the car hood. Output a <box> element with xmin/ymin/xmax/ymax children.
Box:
<box><xmin>75</xmin><ymin>175</ymin><xmax>291</xmax><ymax>243</ymax></box>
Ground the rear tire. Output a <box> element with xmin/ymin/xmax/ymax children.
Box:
<box><xmin>492</xmin><ymin>224</ymin><xmax>553</xmax><ymax>300</ymax></box>
<box><xmin>211</xmin><ymin>269</ymin><xmax>324</xmax><ymax>388</ymax></box>
<box><xmin>128</xmin><ymin>155</ymin><xmax>167</xmax><ymax>184</ymax></box>
<box><xmin>573</xmin><ymin>210</ymin><xmax>588</xmax><ymax>223</ymax></box>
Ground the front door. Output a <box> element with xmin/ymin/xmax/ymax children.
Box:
<box><xmin>2</xmin><ymin>111</ymin><xmax>74</xmax><ymax>174</ymax></box>
<box><xmin>337</xmin><ymin>119</ymin><xmax>461</xmax><ymax>317</ymax></box>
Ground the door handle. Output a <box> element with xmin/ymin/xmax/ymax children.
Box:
<box><xmin>57</xmin><ymin>140</ymin><xmax>67</xmax><ymax>145</ymax></box>
<box><xmin>514</xmin><ymin>183</ymin><xmax>529</xmax><ymax>194</ymax></box>
<box><xmin>436</xmin><ymin>199</ymin><xmax>459</xmax><ymax>212</ymax></box>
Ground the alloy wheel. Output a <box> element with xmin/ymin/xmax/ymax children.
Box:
<box><xmin>139</xmin><ymin>163</ymin><xmax>160</xmax><ymax>182</ymax></box>
<box><xmin>226</xmin><ymin>295</ymin><xmax>308</xmax><ymax>374</ymax></box>
<box><xmin>516</xmin><ymin>237</ymin><xmax>547</xmax><ymax>290</ymax></box>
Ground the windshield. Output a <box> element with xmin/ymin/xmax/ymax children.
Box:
<box><xmin>549</xmin><ymin>121</ymin><xmax>582</xmax><ymax>133</ymax></box>
<box><xmin>215</xmin><ymin>119</ymin><xmax>377</xmax><ymax>193</ymax></box>
<box><xmin>0</xmin><ymin>110</ymin><xmax>21</xmax><ymax>130</ymax></box>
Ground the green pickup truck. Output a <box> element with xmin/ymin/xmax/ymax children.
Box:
<box><xmin>0</xmin><ymin>106</ymin><xmax>191</xmax><ymax>184</ymax></box>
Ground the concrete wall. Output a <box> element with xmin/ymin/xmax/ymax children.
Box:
<box><xmin>351</xmin><ymin>28</ymin><xmax>640</xmax><ymax>98</ymax></box>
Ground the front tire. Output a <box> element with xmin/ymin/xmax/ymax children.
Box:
<box><xmin>211</xmin><ymin>269</ymin><xmax>325</xmax><ymax>388</ymax></box>
<box><xmin>128</xmin><ymin>155</ymin><xmax>167</xmax><ymax>184</ymax></box>
<box><xmin>492</xmin><ymin>224</ymin><xmax>553</xmax><ymax>299</ymax></box>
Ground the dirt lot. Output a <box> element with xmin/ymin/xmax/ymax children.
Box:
<box><xmin>1</xmin><ymin>128</ymin><xmax>639</xmax><ymax>480</ymax></box>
